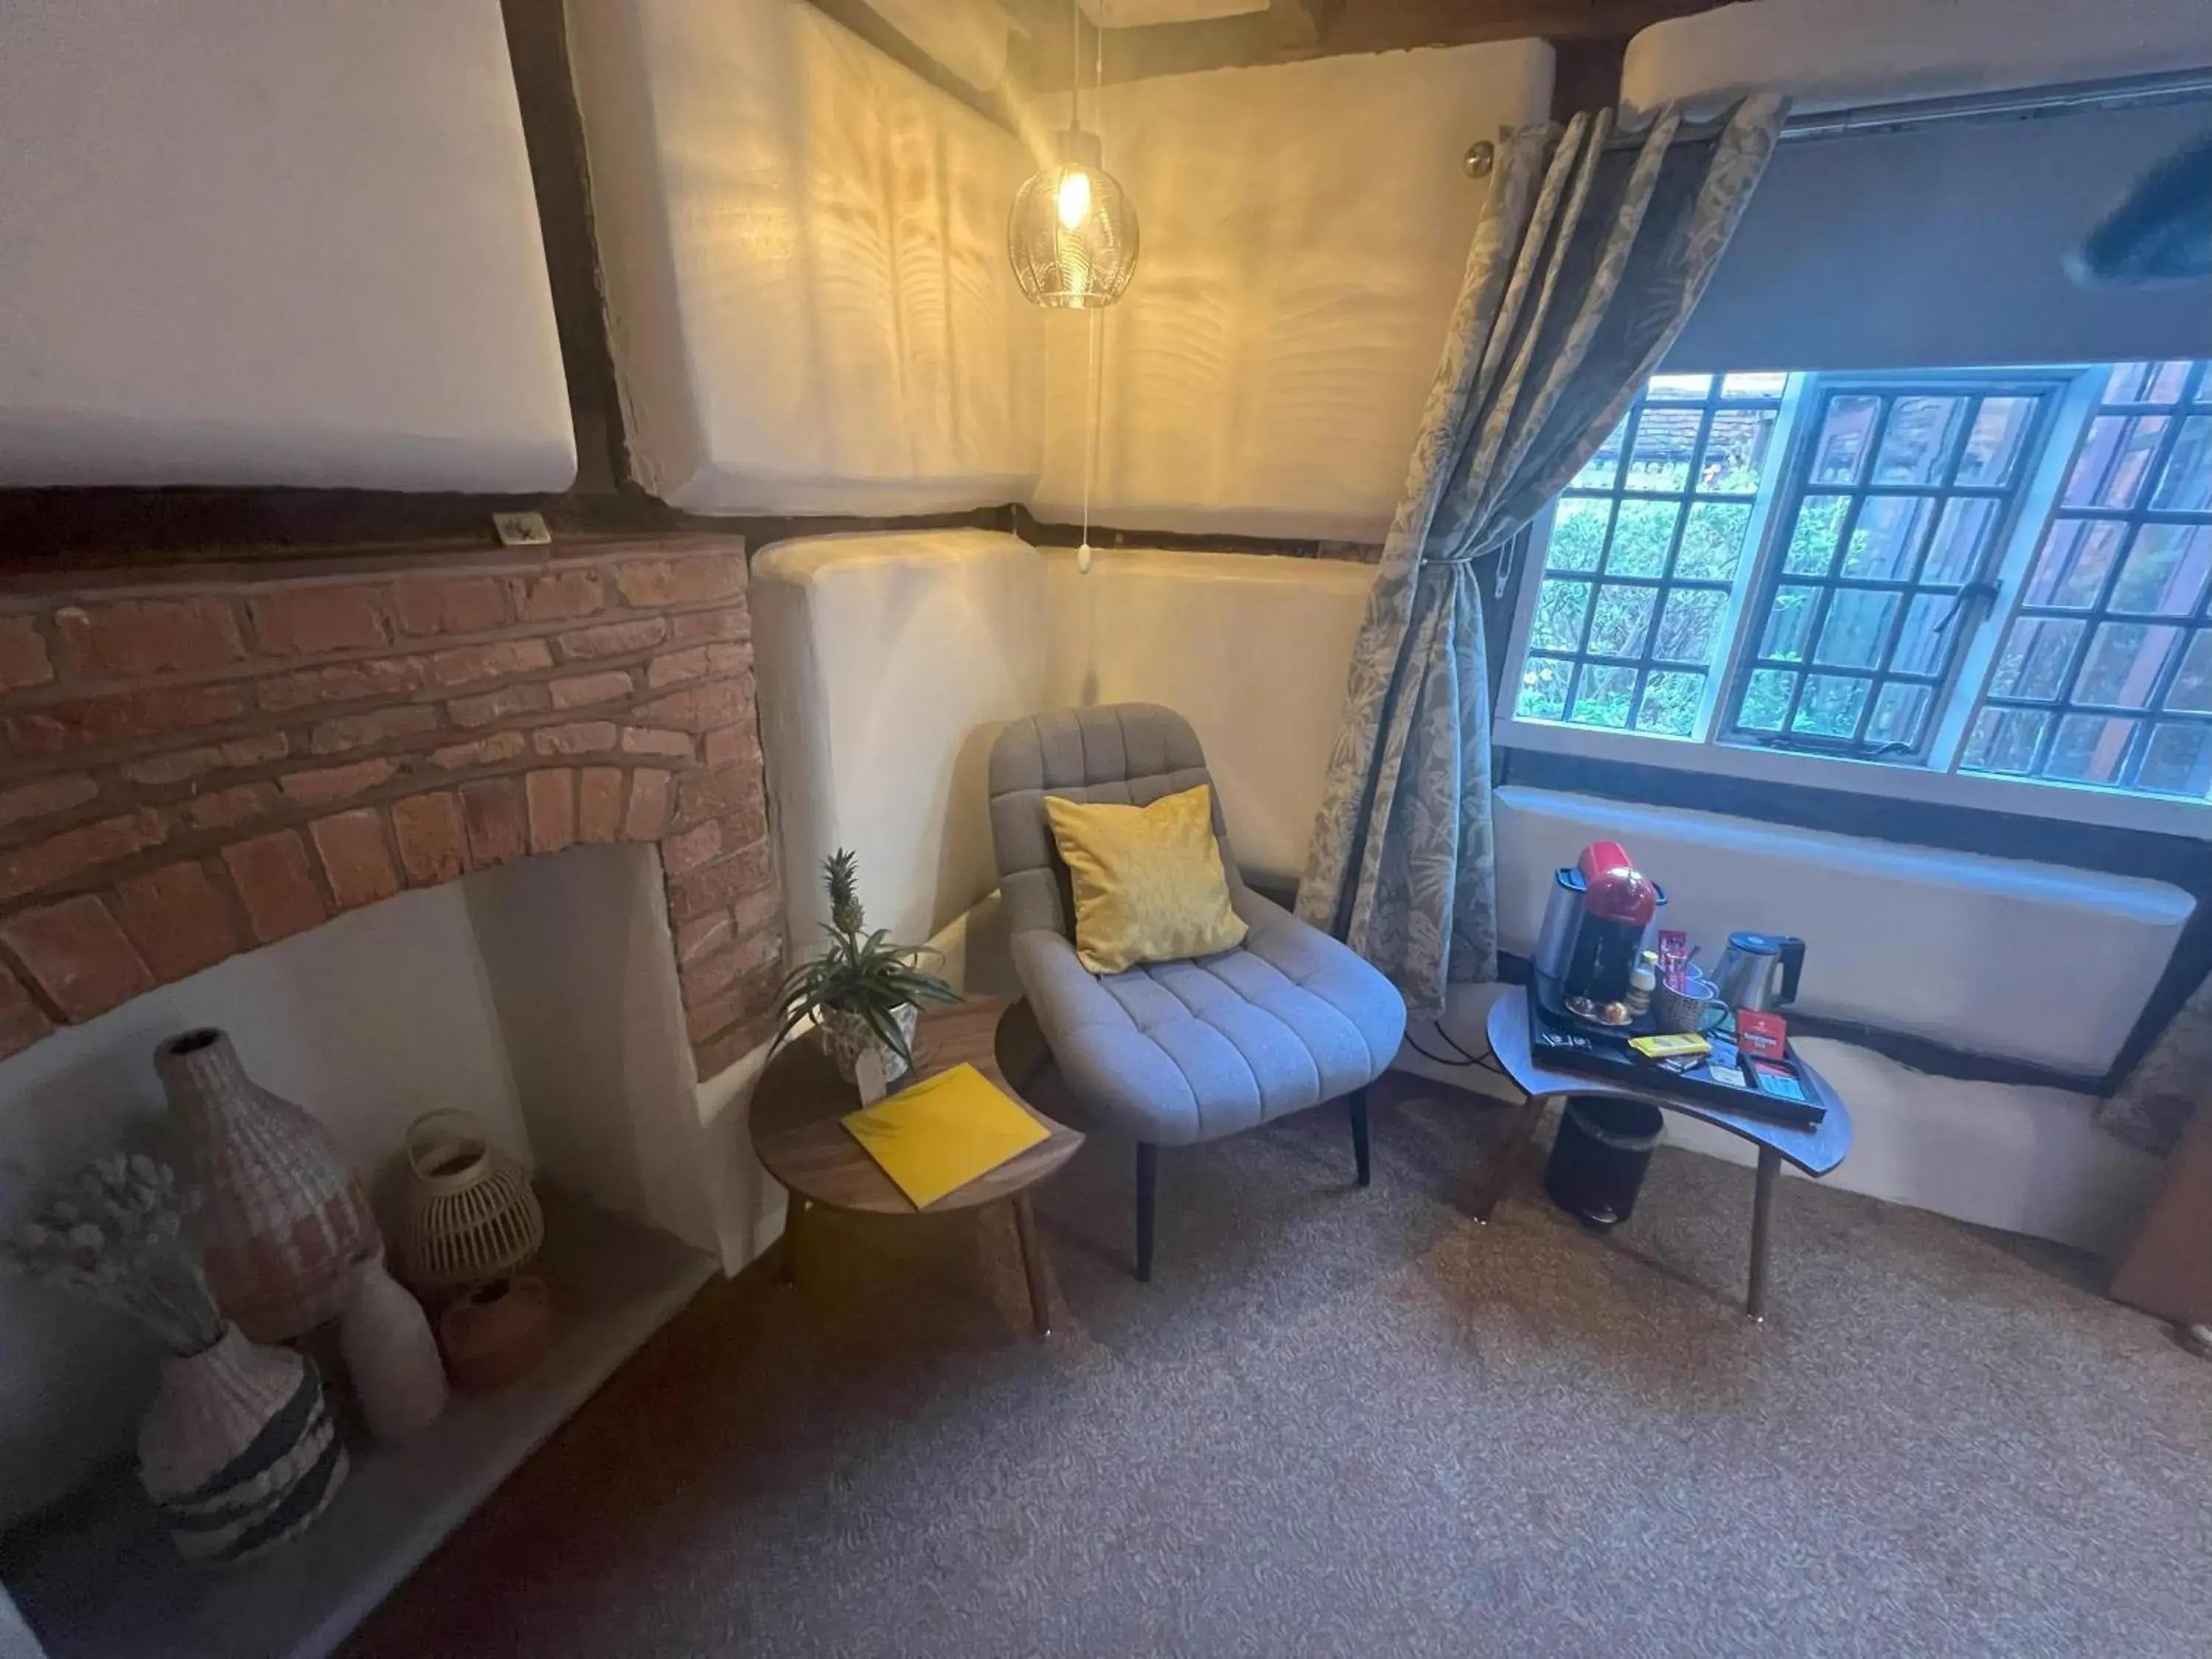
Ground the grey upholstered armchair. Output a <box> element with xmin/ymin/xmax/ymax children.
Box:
<box><xmin>988</xmin><ymin>704</ymin><xmax>1406</xmax><ymax>1280</ymax></box>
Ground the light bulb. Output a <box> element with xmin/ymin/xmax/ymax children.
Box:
<box><xmin>1077</xmin><ymin>541</ymin><xmax>1094</xmax><ymax>574</ymax></box>
<box><xmin>1056</xmin><ymin>169</ymin><xmax>1093</xmax><ymax>230</ymax></box>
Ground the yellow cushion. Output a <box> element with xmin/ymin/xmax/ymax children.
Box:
<box><xmin>1043</xmin><ymin>784</ymin><xmax>1248</xmax><ymax>975</ymax></box>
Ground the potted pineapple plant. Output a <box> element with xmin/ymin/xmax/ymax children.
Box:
<box><xmin>773</xmin><ymin>849</ymin><xmax>959</xmax><ymax>1083</ymax></box>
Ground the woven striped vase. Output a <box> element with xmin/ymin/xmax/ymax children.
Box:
<box><xmin>138</xmin><ymin>1324</ymin><xmax>347</xmax><ymax>1565</ymax></box>
<box><xmin>156</xmin><ymin>1028</ymin><xmax>380</xmax><ymax>1343</ymax></box>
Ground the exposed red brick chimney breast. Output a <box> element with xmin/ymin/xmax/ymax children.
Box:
<box><xmin>0</xmin><ymin>535</ymin><xmax>781</xmax><ymax>1079</ymax></box>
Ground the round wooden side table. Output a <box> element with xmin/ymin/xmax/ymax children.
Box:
<box><xmin>748</xmin><ymin>996</ymin><xmax>1083</xmax><ymax>1335</ymax></box>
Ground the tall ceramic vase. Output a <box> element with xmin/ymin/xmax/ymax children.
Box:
<box><xmin>340</xmin><ymin>1246</ymin><xmax>448</xmax><ymax>1441</ymax></box>
<box><xmin>139</xmin><ymin>1324</ymin><xmax>347</xmax><ymax>1565</ymax></box>
<box><xmin>156</xmin><ymin>1028</ymin><xmax>379</xmax><ymax>1342</ymax></box>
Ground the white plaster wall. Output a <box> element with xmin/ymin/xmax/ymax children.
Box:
<box><xmin>1405</xmin><ymin>981</ymin><xmax>2166</xmax><ymax>1255</ymax></box>
<box><xmin>0</xmin><ymin>885</ymin><xmax>529</xmax><ymax>1532</ymax></box>
<box><xmin>1623</xmin><ymin>0</ymin><xmax>2212</xmax><ymax>119</ymax></box>
<box><xmin>1040</xmin><ymin>547</ymin><xmax>1371</xmax><ymax>885</ymax></box>
<box><xmin>1032</xmin><ymin>41</ymin><xmax>1554</xmax><ymax>543</ymax></box>
<box><xmin>568</xmin><ymin>0</ymin><xmax>1041</xmax><ymax>515</ymax></box>
<box><xmin>0</xmin><ymin>0</ymin><xmax>574</xmax><ymax>491</ymax></box>
<box><xmin>753</xmin><ymin>531</ymin><xmax>1048</xmax><ymax>955</ymax></box>
<box><xmin>1493</xmin><ymin>786</ymin><xmax>2191</xmax><ymax>1078</ymax></box>
<box><xmin>861</xmin><ymin>0</ymin><xmax>1012</xmax><ymax>90</ymax></box>
<box><xmin>462</xmin><ymin>844</ymin><xmax>716</xmax><ymax>1259</ymax></box>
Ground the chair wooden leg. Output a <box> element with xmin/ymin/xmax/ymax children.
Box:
<box><xmin>1134</xmin><ymin>1142</ymin><xmax>1158</xmax><ymax>1283</ymax></box>
<box><xmin>1349</xmin><ymin>1088</ymin><xmax>1371</xmax><ymax>1187</ymax></box>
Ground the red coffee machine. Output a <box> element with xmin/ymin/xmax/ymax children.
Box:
<box><xmin>1559</xmin><ymin>841</ymin><xmax>1658</xmax><ymax>1005</ymax></box>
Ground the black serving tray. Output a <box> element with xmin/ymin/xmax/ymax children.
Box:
<box><xmin>1528</xmin><ymin>974</ymin><xmax>1827</xmax><ymax>1129</ymax></box>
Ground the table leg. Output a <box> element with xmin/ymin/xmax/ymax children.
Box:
<box><xmin>777</xmin><ymin>1193</ymin><xmax>807</xmax><ymax>1287</ymax></box>
<box><xmin>1011</xmin><ymin>1193</ymin><xmax>1051</xmax><ymax>1337</ymax></box>
<box><xmin>1747</xmin><ymin>1149</ymin><xmax>1780</xmax><ymax>1321</ymax></box>
<box><xmin>1474</xmin><ymin>1093</ymin><xmax>1547</xmax><ymax>1222</ymax></box>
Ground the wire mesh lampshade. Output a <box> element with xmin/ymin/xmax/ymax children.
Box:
<box><xmin>1009</xmin><ymin>126</ymin><xmax>1139</xmax><ymax>309</ymax></box>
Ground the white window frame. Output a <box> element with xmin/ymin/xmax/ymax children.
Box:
<box><xmin>1498</xmin><ymin>366</ymin><xmax>2212</xmax><ymax>841</ymax></box>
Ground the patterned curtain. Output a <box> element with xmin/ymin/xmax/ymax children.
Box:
<box><xmin>1296</xmin><ymin>97</ymin><xmax>1789</xmax><ymax>1019</ymax></box>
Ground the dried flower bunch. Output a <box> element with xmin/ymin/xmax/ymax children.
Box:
<box><xmin>5</xmin><ymin>1153</ymin><xmax>225</xmax><ymax>1355</ymax></box>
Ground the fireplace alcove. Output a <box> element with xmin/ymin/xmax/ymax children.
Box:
<box><xmin>0</xmin><ymin>535</ymin><xmax>786</xmax><ymax>1658</ymax></box>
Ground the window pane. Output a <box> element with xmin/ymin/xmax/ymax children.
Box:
<box><xmin>2066</xmin><ymin>415</ymin><xmax>2168</xmax><ymax>508</ymax></box>
<box><xmin>2075</xmin><ymin>622</ymin><xmax>2180</xmax><ymax>709</ymax></box>
<box><xmin>2138</xmin><ymin>723</ymin><xmax>2212</xmax><ymax>796</ymax></box>
<box><xmin>1791</xmin><ymin>675</ymin><xmax>1870</xmax><ymax>737</ymax></box>
<box><xmin>2045</xmin><ymin>715</ymin><xmax>2141</xmax><ymax>784</ymax></box>
<box><xmin>1626</xmin><ymin>407</ymin><xmax>1702</xmax><ymax>493</ymax></box>
<box><xmin>1811</xmin><ymin>395</ymin><xmax>1879</xmax><ymax>484</ymax></box>
<box><xmin>1531</xmin><ymin>579</ymin><xmax>1592</xmax><ymax>651</ymax></box>
<box><xmin>1760</xmin><ymin>586</ymin><xmax>1820</xmax><ymax>661</ymax></box>
<box><xmin>1785</xmin><ymin>496</ymin><xmax>1848</xmax><ymax>575</ymax></box>
<box><xmin>1697</xmin><ymin>408</ymin><xmax>1777</xmax><ymax>495</ymax></box>
<box><xmin>1962</xmin><ymin>360</ymin><xmax>2212</xmax><ymax>799</ymax></box>
<box><xmin>1840</xmin><ymin>496</ymin><xmax>1932</xmax><ymax>581</ymax></box>
<box><xmin>1890</xmin><ymin>592</ymin><xmax>1955</xmax><ymax>676</ymax></box>
<box><xmin>1652</xmin><ymin>588</ymin><xmax>1728</xmax><ymax>664</ymax></box>
<box><xmin>1921</xmin><ymin>496</ymin><xmax>1997</xmax><ymax>585</ymax></box>
<box><xmin>1523</xmin><ymin>372</ymin><xmax>1788</xmax><ymax>743</ymax></box>
<box><xmin>1961</xmin><ymin>707</ymin><xmax>2049</xmax><ymax>773</ymax></box>
<box><xmin>1547</xmin><ymin>498</ymin><xmax>1611</xmax><ymax>571</ymax></box>
<box><xmin>1866</xmin><ymin>682</ymin><xmax>1933</xmax><ymax>748</ymax></box>
<box><xmin>2104</xmin><ymin>362</ymin><xmax>2156</xmax><ymax>403</ymax></box>
<box><xmin>1635</xmin><ymin>671</ymin><xmax>1705</xmax><ymax>736</ymax></box>
<box><xmin>1606</xmin><ymin>501</ymin><xmax>1679</xmax><ymax>576</ymax></box>
<box><xmin>1675</xmin><ymin>502</ymin><xmax>1752</xmax><ymax>580</ymax></box>
<box><xmin>1516</xmin><ymin>655</ymin><xmax>1572</xmax><ymax>720</ymax></box>
<box><xmin>1720</xmin><ymin>372</ymin><xmax>1787</xmax><ymax>399</ymax></box>
<box><xmin>2153</xmin><ymin>416</ymin><xmax>2211</xmax><ymax>512</ymax></box>
<box><xmin>2109</xmin><ymin>524</ymin><xmax>2211</xmax><ymax>616</ymax></box>
<box><xmin>1570</xmin><ymin>664</ymin><xmax>1638</xmax><ymax>728</ymax></box>
<box><xmin>1587</xmin><ymin>585</ymin><xmax>1658</xmax><ymax>658</ymax></box>
<box><xmin>2023</xmin><ymin>518</ymin><xmax>2126</xmax><ymax>608</ymax></box>
<box><xmin>1954</xmin><ymin>397</ymin><xmax>2037</xmax><ymax>487</ymax></box>
<box><xmin>2044</xmin><ymin>714</ymin><xmax>2138</xmax><ymax>785</ymax></box>
<box><xmin>1988</xmin><ymin>616</ymin><xmax>2082</xmax><ymax>701</ymax></box>
<box><xmin>2147</xmin><ymin>361</ymin><xmax>2196</xmax><ymax>403</ymax></box>
<box><xmin>2164</xmin><ymin>630</ymin><xmax>2212</xmax><ymax>714</ymax></box>
<box><xmin>1739</xmin><ymin>669</ymin><xmax>1795</xmax><ymax>731</ymax></box>
<box><xmin>1871</xmin><ymin>396</ymin><xmax>1965</xmax><ymax>485</ymax></box>
<box><xmin>1812</xmin><ymin>588</ymin><xmax>1900</xmax><ymax>669</ymax></box>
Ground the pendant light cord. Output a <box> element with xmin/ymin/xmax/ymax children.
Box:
<box><xmin>1076</xmin><ymin>3</ymin><xmax>1104</xmax><ymax>572</ymax></box>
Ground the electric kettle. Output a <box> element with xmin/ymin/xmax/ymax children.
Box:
<box><xmin>1713</xmin><ymin>931</ymin><xmax>1806</xmax><ymax>1013</ymax></box>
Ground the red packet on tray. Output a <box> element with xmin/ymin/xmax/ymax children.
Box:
<box><xmin>1736</xmin><ymin>1007</ymin><xmax>1788</xmax><ymax>1062</ymax></box>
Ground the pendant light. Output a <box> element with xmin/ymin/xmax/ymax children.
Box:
<box><xmin>1008</xmin><ymin>3</ymin><xmax>1139</xmax><ymax>310</ymax></box>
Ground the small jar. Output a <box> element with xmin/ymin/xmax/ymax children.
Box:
<box><xmin>1626</xmin><ymin>950</ymin><xmax>1659</xmax><ymax>1019</ymax></box>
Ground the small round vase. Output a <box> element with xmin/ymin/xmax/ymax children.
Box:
<box><xmin>340</xmin><ymin>1246</ymin><xmax>448</xmax><ymax>1442</ymax></box>
<box><xmin>139</xmin><ymin>1324</ymin><xmax>347</xmax><ymax>1565</ymax></box>
<box><xmin>817</xmin><ymin>1003</ymin><xmax>919</xmax><ymax>1085</ymax></box>
<box><xmin>438</xmin><ymin>1274</ymin><xmax>552</xmax><ymax>1393</ymax></box>
<box><xmin>156</xmin><ymin>1028</ymin><xmax>380</xmax><ymax>1343</ymax></box>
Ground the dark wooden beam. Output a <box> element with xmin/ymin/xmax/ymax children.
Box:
<box><xmin>1269</xmin><ymin>0</ymin><xmax>1344</xmax><ymax>48</ymax></box>
<box><xmin>1022</xmin><ymin>0</ymin><xmax>1730</xmax><ymax>91</ymax></box>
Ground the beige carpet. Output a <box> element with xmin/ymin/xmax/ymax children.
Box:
<box><xmin>345</xmin><ymin>1082</ymin><xmax>2211</xmax><ymax>1658</ymax></box>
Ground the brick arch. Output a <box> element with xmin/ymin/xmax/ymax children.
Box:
<box><xmin>0</xmin><ymin>536</ymin><xmax>783</xmax><ymax>1079</ymax></box>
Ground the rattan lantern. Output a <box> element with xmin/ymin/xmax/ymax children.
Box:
<box><xmin>1009</xmin><ymin>125</ymin><xmax>1139</xmax><ymax>310</ymax></box>
<box><xmin>398</xmin><ymin>1110</ymin><xmax>543</xmax><ymax>1293</ymax></box>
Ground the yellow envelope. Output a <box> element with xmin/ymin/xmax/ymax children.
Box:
<box><xmin>841</xmin><ymin>1062</ymin><xmax>1050</xmax><ymax>1209</ymax></box>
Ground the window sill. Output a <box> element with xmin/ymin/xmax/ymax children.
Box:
<box><xmin>1496</xmin><ymin>716</ymin><xmax>2212</xmax><ymax>840</ymax></box>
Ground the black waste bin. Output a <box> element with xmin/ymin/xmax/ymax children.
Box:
<box><xmin>1543</xmin><ymin>1097</ymin><xmax>1663</xmax><ymax>1231</ymax></box>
